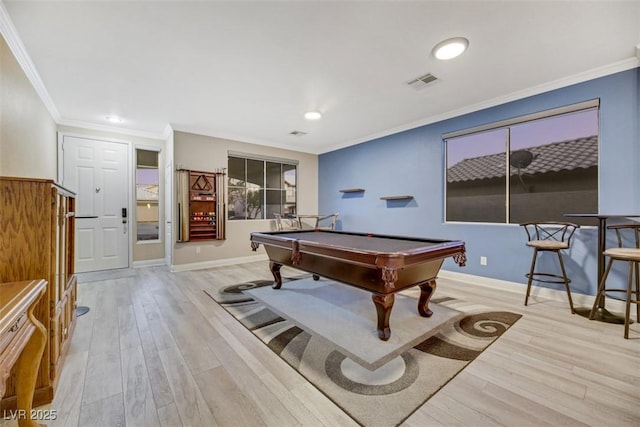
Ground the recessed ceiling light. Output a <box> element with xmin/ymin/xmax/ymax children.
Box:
<box><xmin>304</xmin><ymin>111</ymin><xmax>322</xmax><ymax>120</ymax></box>
<box><xmin>432</xmin><ymin>37</ymin><xmax>469</xmax><ymax>60</ymax></box>
<box><xmin>105</xmin><ymin>115</ymin><xmax>123</xmax><ymax>123</ymax></box>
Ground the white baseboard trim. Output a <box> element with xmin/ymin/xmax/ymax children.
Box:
<box><xmin>133</xmin><ymin>258</ymin><xmax>166</xmax><ymax>268</ymax></box>
<box><xmin>438</xmin><ymin>269</ymin><xmax>627</xmax><ymax>314</ymax></box>
<box><xmin>170</xmin><ymin>253</ymin><xmax>268</xmax><ymax>272</ymax></box>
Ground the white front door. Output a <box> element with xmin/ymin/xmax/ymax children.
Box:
<box><xmin>62</xmin><ymin>135</ymin><xmax>130</xmax><ymax>272</ymax></box>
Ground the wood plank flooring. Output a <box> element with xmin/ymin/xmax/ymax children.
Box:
<box><xmin>2</xmin><ymin>261</ymin><xmax>638</xmax><ymax>426</ymax></box>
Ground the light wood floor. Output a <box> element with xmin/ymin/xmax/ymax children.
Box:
<box><xmin>3</xmin><ymin>261</ymin><xmax>639</xmax><ymax>426</ymax></box>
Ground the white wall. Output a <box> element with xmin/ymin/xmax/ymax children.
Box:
<box><xmin>0</xmin><ymin>34</ymin><xmax>56</xmax><ymax>179</ymax></box>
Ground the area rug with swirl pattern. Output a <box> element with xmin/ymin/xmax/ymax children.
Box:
<box><xmin>204</xmin><ymin>275</ymin><xmax>521</xmax><ymax>427</ymax></box>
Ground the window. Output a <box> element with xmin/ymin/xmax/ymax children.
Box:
<box><xmin>228</xmin><ymin>155</ymin><xmax>297</xmax><ymax>220</ymax></box>
<box><xmin>445</xmin><ymin>101</ymin><xmax>599</xmax><ymax>224</ymax></box>
<box><xmin>136</xmin><ymin>149</ymin><xmax>160</xmax><ymax>240</ymax></box>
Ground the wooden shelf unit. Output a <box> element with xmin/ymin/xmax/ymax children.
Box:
<box><xmin>0</xmin><ymin>177</ymin><xmax>76</xmax><ymax>409</ymax></box>
<box><xmin>339</xmin><ymin>188</ymin><xmax>365</xmax><ymax>193</ymax></box>
<box><xmin>177</xmin><ymin>169</ymin><xmax>225</xmax><ymax>242</ymax></box>
<box><xmin>188</xmin><ymin>171</ymin><xmax>217</xmax><ymax>241</ymax></box>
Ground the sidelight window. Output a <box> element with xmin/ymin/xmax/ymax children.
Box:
<box><xmin>135</xmin><ymin>149</ymin><xmax>160</xmax><ymax>240</ymax></box>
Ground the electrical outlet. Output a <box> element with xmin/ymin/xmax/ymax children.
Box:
<box><xmin>196</xmin><ymin>246</ymin><xmax>201</xmax><ymax>254</ymax></box>
<box><xmin>480</xmin><ymin>256</ymin><xmax>487</xmax><ymax>266</ymax></box>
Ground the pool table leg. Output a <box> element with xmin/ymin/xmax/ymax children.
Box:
<box><xmin>270</xmin><ymin>262</ymin><xmax>283</xmax><ymax>289</ymax></box>
<box><xmin>372</xmin><ymin>293</ymin><xmax>394</xmax><ymax>341</ymax></box>
<box><xmin>417</xmin><ymin>280</ymin><xmax>436</xmax><ymax>317</ymax></box>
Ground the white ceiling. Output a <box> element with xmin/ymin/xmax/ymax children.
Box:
<box><xmin>2</xmin><ymin>1</ymin><xmax>639</xmax><ymax>154</ymax></box>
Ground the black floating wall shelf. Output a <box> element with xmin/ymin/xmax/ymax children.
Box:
<box><xmin>339</xmin><ymin>188</ymin><xmax>365</xmax><ymax>193</ymax></box>
<box><xmin>380</xmin><ymin>195</ymin><xmax>414</xmax><ymax>201</ymax></box>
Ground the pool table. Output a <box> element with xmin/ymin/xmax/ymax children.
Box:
<box><xmin>250</xmin><ymin>229</ymin><xmax>466</xmax><ymax>341</ymax></box>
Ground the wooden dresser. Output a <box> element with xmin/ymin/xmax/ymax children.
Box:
<box><xmin>0</xmin><ymin>177</ymin><xmax>77</xmax><ymax>409</ymax></box>
<box><xmin>0</xmin><ymin>280</ymin><xmax>47</xmax><ymax>426</ymax></box>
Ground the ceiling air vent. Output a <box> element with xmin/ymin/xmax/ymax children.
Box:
<box><xmin>407</xmin><ymin>73</ymin><xmax>438</xmax><ymax>90</ymax></box>
<box><xmin>290</xmin><ymin>130</ymin><xmax>307</xmax><ymax>136</ymax></box>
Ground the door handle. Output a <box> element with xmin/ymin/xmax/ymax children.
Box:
<box><xmin>76</xmin><ymin>216</ymin><xmax>98</xmax><ymax>219</ymax></box>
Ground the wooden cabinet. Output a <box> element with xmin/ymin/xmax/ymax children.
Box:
<box><xmin>0</xmin><ymin>280</ymin><xmax>47</xmax><ymax>427</ymax></box>
<box><xmin>0</xmin><ymin>177</ymin><xmax>77</xmax><ymax>409</ymax></box>
<box><xmin>188</xmin><ymin>171</ymin><xmax>217</xmax><ymax>241</ymax></box>
<box><xmin>177</xmin><ymin>169</ymin><xmax>226</xmax><ymax>242</ymax></box>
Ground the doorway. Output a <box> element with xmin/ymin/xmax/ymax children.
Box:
<box><xmin>60</xmin><ymin>134</ymin><xmax>130</xmax><ymax>272</ymax></box>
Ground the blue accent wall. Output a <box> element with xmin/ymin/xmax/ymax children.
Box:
<box><xmin>319</xmin><ymin>67</ymin><xmax>639</xmax><ymax>296</ymax></box>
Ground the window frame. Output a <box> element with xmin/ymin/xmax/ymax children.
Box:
<box><xmin>227</xmin><ymin>152</ymin><xmax>298</xmax><ymax>221</ymax></box>
<box><xmin>443</xmin><ymin>99</ymin><xmax>600</xmax><ymax>225</ymax></box>
<box><xmin>135</xmin><ymin>147</ymin><xmax>161</xmax><ymax>243</ymax></box>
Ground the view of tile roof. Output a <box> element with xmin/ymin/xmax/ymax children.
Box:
<box><xmin>447</xmin><ymin>135</ymin><xmax>598</xmax><ymax>183</ymax></box>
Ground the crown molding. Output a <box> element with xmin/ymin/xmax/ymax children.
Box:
<box><xmin>0</xmin><ymin>1</ymin><xmax>60</xmax><ymax>121</ymax></box>
<box><xmin>1</xmin><ymin>2</ymin><xmax>167</xmax><ymax>142</ymax></box>
<box><xmin>57</xmin><ymin>118</ymin><xmax>167</xmax><ymax>141</ymax></box>
<box><xmin>3</xmin><ymin>0</ymin><xmax>637</xmax><ymax>157</ymax></box>
<box><xmin>171</xmin><ymin>123</ymin><xmax>317</xmax><ymax>154</ymax></box>
<box><xmin>162</xmin><ymin>123</ymin><xmax>174</xmax><ymax>140</ymax></box>
<box><xmin>321</xmin><ymin>57</ymin><xmax>640</xmax><ymax>154</ymax></box>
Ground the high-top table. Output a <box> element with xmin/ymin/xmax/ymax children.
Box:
<box><xmin>564</xmin><ymin>213</ymin><xmax>640</xmax><ymax>323</ymax></box>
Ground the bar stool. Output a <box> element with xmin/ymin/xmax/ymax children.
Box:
<box><xmin>589</xmin><ymin>224</ymin><xmax>640</xmax><ymax>338</ymax></box>
<box><xmin>520</xmin><ymin>222</ymin><xmax>580</xmax><ymax>313</ymax></box>
<box><xmin>274</xmin><ymin>213</ymin><xmax>300</xmax><ymax>231</ymax></box>
<box><xmin>314</xmin><ymin>213</ymin><xmax>339</xmax><ymax>230</ymax></box>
